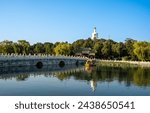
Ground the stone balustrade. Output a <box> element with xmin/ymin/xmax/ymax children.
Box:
<box><xmin>0</xmin><ymin>53</ymin><xmax>86</xmax><ymax>60</ymax></box>
<box><xmin>0</xmin><ymin>53</ymin><xmax>87</xmax><ymax>67</ymax></box>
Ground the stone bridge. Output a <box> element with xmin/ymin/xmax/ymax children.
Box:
<box><xmin>0</xmin><ymin>54</ymin><xmax>87</xmax><ymax>68</ymax></box>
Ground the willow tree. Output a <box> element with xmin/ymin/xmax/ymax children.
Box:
<box><xmin>133</xmin><ymin>41</ymin><xmax>150</xmax><ymax>61</ymax></box>
<box><xmin>54</xmin><ymin>42</ymin><xmax>72</xmax><ymax>55</ymax></box>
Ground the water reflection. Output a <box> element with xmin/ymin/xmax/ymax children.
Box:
<box><xmin>0</xmin><ymin>65</ymin><xmax>84</xmax><ymax>81</ymax></box>
<box><xmin>0</xmin><ymin>64</ymin><xmax>150</xmax><ymax>95</ymax></box>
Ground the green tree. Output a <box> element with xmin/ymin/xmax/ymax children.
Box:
<box><xmin>12</xmin><ymin>43</ymin><xmax>21</xmax><ymax>54</ymax></box>
<box><xmin>72</xmin><ymin>39</ymin><xmax>85</xmax><ymax>54</ymax></box>
<box><xmin>54</xmin><ymin>42</ymin><xmax>71</xmax><ymax>55</ymax></box>
<box><xmin>93</xmin><ymin>41</ymin><xmax>103</xmax><ymax>58</ymax></box>
<box><xmin>33</xmin><ymin>43</ymin><xmax>45</xmax><ymax>54</ymax></box>
<box><xmin>101</xmin><ymin>39</ymin><xmax>115</xmax><ymax>59</ymax></box>
<box><xmin>17</xmin><ymin>40</ymin><xmax>30</xmax><ymax>54</ymax></box>
<box><xmin>0</xmin><ymin>44</ymin><xmax>2</xmax><ymax>53</ymax></box>
<box><xmin>43</xmin><ymin>42</ymin><xmax>54</xmax><ymax>54</ymax></box>
<box><xmin>125</xmin><ymin>38</ymin><xmax>137</xmax><ymax>60</ymax></box>
<box><xmin>133</xmin><ymin>41</ymin><xmax>150</xmax><ymax>61</ymax></box>
<box><xmin>83</xmin><ymin>38</ymin><xmax>94</xmax><ymax>48</ymax></box>
<box><xmin>0</xmin><ymin>40</ymin><xmax>14</xmax><ymax>54</ymax></box>
<box><xmin>112</xmin><ymin>42</ymin><xmax>127</xmax><ymax>59</ymax></box>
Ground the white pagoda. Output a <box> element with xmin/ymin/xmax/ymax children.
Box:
<box><xmin>91</xmin><ymin>27</ymin><xmax>98</xmax><ymax>40</ymax></box>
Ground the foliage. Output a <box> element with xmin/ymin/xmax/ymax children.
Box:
<box><xmin>133</xmin><ymin>41</ymin><xmax>150</xmax><ymax>61</ymax></box>
<box><xmin>33</xmin><ymin>43</ymin><xmax>45</xmax><ymax>54</ymax></box>
<box><xmin>0</xmin><ymin>38</ymin><xmax>150</xmax><ymax>61</ymax></box>
<box><xmin>101</xmin><ymin>39</ymin><xmax>114</xmax><ymax>59</ymax></box>
<box><xmin>54</xmin><ymin>42</ymin><xmax>72</xmax><ymax>55</ymax></box>
<box><xmin>93</xmin><ymin>41</ymin><xmax>103</xmax><ymax>58</ymax></box>
<box><xmin>125</xmin><ymin>38</ymin><xmax>137</xmax><ymax>60</ymax></box>
<box><xmin>17</xmin><ymin>40</ymin><xmax>30</xmax><ymax>54</ymax></box>
<box><xmin>0</xmin><ymin>40</ymin><xmax>14</xmax><ymax>54</ymax></box>
<box><xmin>43</xmin><ymin>42</ymin><xmax>54</xmax><ymax>54</ymax></box>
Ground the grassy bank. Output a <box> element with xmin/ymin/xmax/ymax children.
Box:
<box><xmin>96</xmin><ymin>60</ymin><xmax>150</xmax><ymax>67</ymax></box>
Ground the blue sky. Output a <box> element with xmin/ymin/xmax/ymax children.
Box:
<box><xmin>0</xmin><ymin>0</ymin><xmax>150</xmax><ymax>44</ymax></box>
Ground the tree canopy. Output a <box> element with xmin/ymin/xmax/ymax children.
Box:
<box><xmin>54</xmin><ymin>42</ymin><xmax>72</xmax><ymax>55</ymax></box>
<box><xmin>0</xmin><ymin>38</ymin><xmax>150</xmax><ymax>61</ymax></box>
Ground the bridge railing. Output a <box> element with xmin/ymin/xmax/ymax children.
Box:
<box><xmin>0</xmin><ymin>53</ymin><xmax>87</xmax><ymax>60</ymax></box>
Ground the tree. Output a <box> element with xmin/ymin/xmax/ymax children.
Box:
<box><xmin>133</xmin><ymin>41</ymin><xmax>150</xmax><ymax>61</ymax></box>
<box><xmin>0</xmin><ymin>40</ymin><xmax>14</xmax><ymax>54</ymax></box>
<box><xmin>112</xmin><ymin>42</ymin><xmax>127</xmax><ymax>59</ymax></box>
<box><xmin>82</xmin><ymin>38</ymin><xmax>94</xmax><ymax>48</ymax></box>
<box><xmin>12</xmin><ymin>43</ymin><xmax>21</xmax><ymax>54</ymax></box>
<box><xmin>93</xmin><ymin>41</ymin><xmax>103</xmax><ymax>58</ymax></box>
<box><xmin>54</xmin><ymin>42</ymin><xmax>71</xmax><ymax>55</ymax></box>
<box><xmin>43</xmin><ymin>42</ymin><xmax>54</xmax><ymax>54</ymax></box>
<box><xmin>101</xmin><ymin>39</ymin><xmax>115</xmax><ymax>59</ymax></box>
<box><xmin>0</xmin><ymin>44</ymin><xmax>2</xmax><ymax>53</ymax></box>
<box><xmin>72</xmin><ymin>39</ymin><xmax>85</xmax><ymax>54</ymax></box>
<box><xmin>33</xmin><ymin>43</ymin><xmax>45</xmax><ymax>54</ymax></box>
<box><xmin>17</xmin><ymin>40</ymin><xmax>30</xmax><ymax>54</ymax></box>
<box><xmin>125</xmin><ymin>38</ymin><xmax>137</xmax><ymax>60</ymax></box>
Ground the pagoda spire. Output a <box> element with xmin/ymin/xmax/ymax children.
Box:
<box><xmin>91</xmin><ymin>27</ymin><xmax>98</xmax><ymax>40</ymax></box>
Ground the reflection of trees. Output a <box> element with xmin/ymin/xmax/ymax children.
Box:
<box><xmin>133</xmin><ymin>68</ymin><xmax>150</xmax><ymax>86</ymax></box>
<box><xmin>93</xmin><ymin>66</ymin><xmax>150</xmax><ymax>87</ymax></box>
<box><xmin>53</xmin><ymin>66</ymin><xmax>150</xmax><ymax>87</ymax></box>
<box><xmin>16</xmin><ymin>74</ymin><xmax>29</xmax><ymax>81</ymax></box>
<box><xmin>55</xmin><ymin>73</ymin><xmax>71</xmax><ymax>81</ymax></box>
<box><xmin>0</xmin><ymin>65</ymin><xmax>150</xmax><ymax>87</ymax></box>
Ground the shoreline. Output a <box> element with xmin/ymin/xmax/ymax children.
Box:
<box><xmin>96</xmin><ymin>59</ymin><xmax>150</xmax><ymax>67</ymax></box>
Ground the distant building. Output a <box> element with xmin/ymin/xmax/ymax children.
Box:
<box><xmin>75</xmin><ymin>27</ymin><xmax>99</xmax><ymax>58</ymax></box>
<box><xmin>91</xmin><ymin>27</ymin><xmax>98</xmax><ymax>40</ymax></box>
<box><xmin>75</xmin><ymin>27</ymin><xmax>98</xmax><ymax>58</ymax></box>
<box><xmin>75</xmin><ymin>48</ymin><xmax>96</xmax><ymax>58</ymax></box>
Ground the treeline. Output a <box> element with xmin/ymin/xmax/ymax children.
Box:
<box><xmin>0</xmin><ymin>38</ymin><xmax>150</xmax><ymax>61</ymax></box>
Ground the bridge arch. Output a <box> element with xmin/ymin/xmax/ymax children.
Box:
<box><xmin>59</xmin><ymin>60</ymin><xmax>65</xmax><ymax>67</ymax></box>
<box><xmin>36</xmin><ymin>61</ymin><xmax>43</xmax><ymax>69</ymax></box>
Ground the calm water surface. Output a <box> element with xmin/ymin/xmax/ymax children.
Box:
<box><xmin>0</xmin><ymin>64</ymin><xmax>150</xmax><ymax>96</ymax></box>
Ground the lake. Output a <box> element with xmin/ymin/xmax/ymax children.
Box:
<box><xmin>0</xmin><ymin>63</ymin><xmax>150</xmax><ymax>96</ymax></box>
